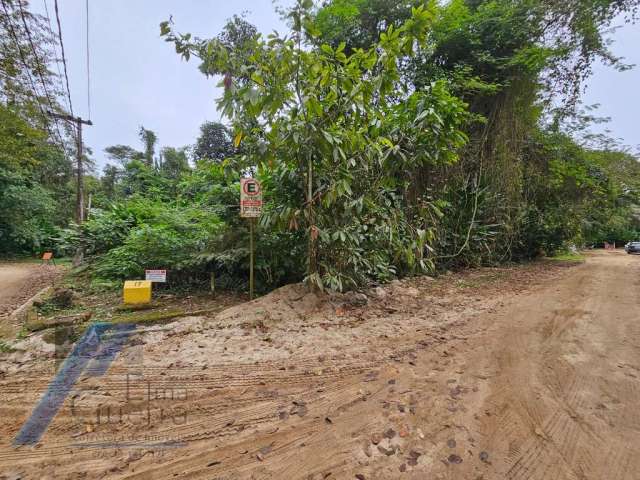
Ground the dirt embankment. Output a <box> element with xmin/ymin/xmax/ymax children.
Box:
<box><xmin>0</xmin><ymin>251</ymin><xmax>638</xmax><ymax>479</ymax></box>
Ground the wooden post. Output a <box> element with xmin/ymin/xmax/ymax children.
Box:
<box><xmin>249</xmin><ymin>218</ymin><xmax>255</xmax><ymax>300</ymax></box>
<box><xmin>48</xmin><ymin>112</ymin><xmax>92</xmax><ymax>267</ymax></box>
<box><xmin>240</xmin><ymin>178</ymin><xmax>261</xmax><ymax>299</ymax></box>
<box><xmin>75</xmin><ymin>119</ymin><xmax>84</xmax><ymax>223</ymax></box>
<box><xmin>47</xmin><ymin>112</ymin><xmax>92</xmax><ymax>224</ymax></box>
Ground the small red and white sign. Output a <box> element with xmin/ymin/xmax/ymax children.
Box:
<box><xmin>240</xmin><ymin>178</ymin><xmax>263</xmax><ymax>218</ymax></box>
<box><xmin>145</xmin><ymin>269</ymin><xmax>167</xmax><ymax>282</ymax></box>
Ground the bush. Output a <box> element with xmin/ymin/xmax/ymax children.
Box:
<box><xmin>94</xmin><ymin>207</ymin><xmax>222</xmax><ymax>280</ymax></box>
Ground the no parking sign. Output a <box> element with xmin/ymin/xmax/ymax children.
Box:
<box><xmin>240</xmin><ymin>178</ymin><xmax>262</xmax><ymax>218</ymax></box>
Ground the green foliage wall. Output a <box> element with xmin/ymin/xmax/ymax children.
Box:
<box><xmin>6</xmin><ymin>0</ymin><xmax>639</xmax><ymax>295</ymax></box>
<box><xmin>0</xmin><ymin>3</ymin><xmax>75</xmax><ymax>255</ymax></box>
<box><xmin>0</xmin><ymin>105</ymin><xmax>73</xmax><ymax>254</ymax></box>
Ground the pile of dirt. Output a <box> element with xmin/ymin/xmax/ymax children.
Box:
<box><xmin>123</xmin><ymin>264</ymin><xmax>562</xmax><ymax>371</ymax></box>
<box><xmin>33</xmin><ymin>287</ymin><xmax>75</xmax><ymax>310</ymax></box>
<box><xmin>1</xmin><ymin>262</ymin><xmax>573</xmax><ymax>371</ymax></box>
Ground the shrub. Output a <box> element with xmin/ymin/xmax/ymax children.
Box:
<box><xmin>93</xmin><ymin>206</ymin><xmax>223</xmax><ymax>281</ymax></box>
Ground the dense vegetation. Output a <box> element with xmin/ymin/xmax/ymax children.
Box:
<box><xmin>0</xmin><ymin>1</ymin><xmax>75</xmax><ymax>254</ymax></box>
<box><xmin>2</xmin><ymin>0</ymin><xmax>639</xmax><ymax>293</ymax></box>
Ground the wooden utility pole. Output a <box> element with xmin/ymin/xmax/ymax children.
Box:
<box><xmin>48</xmin><ymin>112</ymin><xmax>92</xmax><ymax>223</ymax></box>
<box><xmin>49</xmin><ymin>112</ymin><xmax>92</xmax><ymax>267</ymax></box>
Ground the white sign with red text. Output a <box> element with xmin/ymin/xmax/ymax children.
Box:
<box><xmin>240</xmin><ymin>178</ymin><xmax>262</xmax><ymax>218</ymax></box>
<box><xmin>145</xmin><ymin>269</ymin><xmax>167</xmax><ymax>282</ymax></box>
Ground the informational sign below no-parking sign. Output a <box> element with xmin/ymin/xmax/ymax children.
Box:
<box><xmin>240</xmin><ymin>178</ymin><xmax>262</xmax><ymax>218</ymax></box>
<box><xmin>145</xmin><ymin>269</ymin><xmax>167</xmax><ymax>282</ymax></box>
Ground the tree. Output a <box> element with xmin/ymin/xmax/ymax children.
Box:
<box><xmin>162</xmin><ymin>2</ymin><xmax>468</xmax><ymax>290</ymax></box>
<box><xmin>217</xmin><ymin>14</ymin><xmax>259</xmax><ymax>51</ymax></box>
<box><xmin>104</xmin><ymin>127</ymin><xmax>158</xmax><ymax>168</ymax></box>
<box><xmin>138</xmin><ymin>127</ymin><xmax>158</xmax><ymax>167</ymax></box>
<box><xmin>100</xmin><ymin>164</ymin><xmax>121</xmax><ymax>201</ymax></box>
<box><xmin>314</xmin><ymin>0</ymin><xmax>421</xmax><ymax>53</ymax></box>
<box><xmin>193</xmin><ymin>121</ymin><xmax>234</xmax><ymax>162</ymax></box>
<box><xmin>105</xmin><ymin>145</ymin><xmax>142</xmax><ymax>165</ymax></box>
<box><xmin>0</xmin><ymin>0</ymin><xmax>68</xmax><ymax>134</ymax></box>
<box><xmin>0</xmin><ymin>0</ymin><xmax>76</xmax><ymax>254</ymax></box>
<box><xmin>0</xmin><ymin>104</ymin><xmax>67</xmax><ymax>253</ymax></box>
<box><xmin>314</xmin><ymin>0</ymin><xmax>639</xmax><ymax>265</ymax></box>
<box><xmin>194</xmin><ymin>14</ymin><xmax>259</xmax><ymax>82</ymax></box>
<box><xmin>159</xmin><ymin>146</ymin><xmax>190</xmax><ymax>181</ymax></box>
<box><xmin>119</xmin><ymin>159</ymin><xmax>170</xmax><ymax>199</ymax></box>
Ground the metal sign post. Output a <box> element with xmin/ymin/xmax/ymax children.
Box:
<box><xmin>249</xmin><ymin>218</ymin><xmax>255</xmax><ymax>300</ymax></box>
<box><xmin>240</xmin><ymin>178</ymin><xmax>262</xmax><ymax>300</ymax></box>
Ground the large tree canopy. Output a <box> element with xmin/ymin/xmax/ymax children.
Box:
<box><xmin>155</xmin><ymin>0</ymin><xmax>640</xmax><ymax>289</ymax></box>
<box><xmin>193</xmin><ymin>121</ymin><xmax>234</xmax><ymax>162</ymax></box>
<box><xmin>162</xmin><ymin>3</ymin><xmax>470</xmax><ymax>289</ymax></box>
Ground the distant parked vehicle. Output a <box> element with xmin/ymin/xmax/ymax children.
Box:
<box><xmin>625</xmin><ymin>242</ymin><xmax>640</xmax><ymax>254</ymax></box>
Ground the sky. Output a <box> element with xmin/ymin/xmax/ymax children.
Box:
<box><xmin>34</xmin><ymin>0</ymin><xmax>293</xmax><ymax>171</ymax></box>
<box><xmin>34</xmin><ymin>1</ymin><xmax>639</xmax><ymax>171</ymax></box>
<box><xmin>581</xmin><ymin>18</ymin><xmax>640</xmax><ymax>152</ymax></box>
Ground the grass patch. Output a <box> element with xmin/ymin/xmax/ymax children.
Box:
<box><xmin>15</xmin><ymin>325</ymin><xmax>29</xmax><ymax>340</ymax></box>
<box><xmin>0</xmin><ymin>340</ymin><xmax>16</xmax><ymax>353</ymax></box>
<box><xmin>548</xmin><ymin>251</ymin><xmax>585</xmax><ymax>262</ymax></box>
<box><xmin>109</xmin><ymin>307</ymin><xmax>223</xmax><ymax>326</ymax></box>
<box><xmin>455</xmin><ymin>279</ymin><xmax>480</xmax><ymax>289</ymax></box>
<box><xmin>25</xmin><ymin>305</ymin><xmax>224</xmax><ymax>334</ymax></box>
<box><xmin>4</xmin><ymin>255</ymin><xmax>72</xmax><ymax>267</ymax></box>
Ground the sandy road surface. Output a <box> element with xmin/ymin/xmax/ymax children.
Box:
<box><xmin>0</xmin><ymin>250</ymin><xmax>638</xmax><ymax>479</ymax></box>
<box><xmin>0</xmin><ymin>263</ymin><xmax>61</xmax><ymax>335</ymax></box>
<box><xmin>0</xmin><ymin>264</ymin><xmax>37</xmax><ymax>302</ymax></box>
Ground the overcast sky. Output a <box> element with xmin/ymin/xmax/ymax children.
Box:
<box><xmin>36</xmin><ymin>1</ymin><xmax>639</xmax><ymax>171</ymax></box>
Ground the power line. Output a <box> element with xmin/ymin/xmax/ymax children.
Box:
<box><xmin>85</xmin><ymin>0</ymin><xmax>91</xmax><ymax>119</ymax></box>
<box><xmin>42</xmin><ymin>0</ymin><xmax>70</xmax><ymax>114</ymax></box>
<box><xmin>53</xmin><ymin>0</ymin><xmax>73</xmax><ymax>117</ymax></box>
<box><xmin>0</xmin><ymin>0</ymin><xmax>57</xmax><ymax>142</ymax></box>
<box><xmin>15</xmin><ymin>0</ymin><xmax>66</xmax><ymax>145</ymax></box>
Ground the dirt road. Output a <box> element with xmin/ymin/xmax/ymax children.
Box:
<box><xmin>0</xmin><ymin>250</ymin><xmax>638</xmax><ymax>479</ymax></box>
<box><xmin>0</xmin><ymin>264</ymin><xmax>38</xmax><ymax>303</ymax></box>
<box><xmin>0</xmin><ymin>262</ymin><xmax>61</xmax><ymax>336</ymax></box>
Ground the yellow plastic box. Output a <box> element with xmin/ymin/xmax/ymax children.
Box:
<box><xmin>123</xmin><ymin>280</ymin><xmax>152</xmax><ymax>304</ymax></box>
